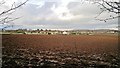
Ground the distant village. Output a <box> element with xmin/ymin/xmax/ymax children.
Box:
<box><xmin>1</xmin><ymin>29</ymin><xmax>119</xmax><ymax>35</ymax></box>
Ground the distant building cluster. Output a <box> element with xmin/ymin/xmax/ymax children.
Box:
<box><xmin>1</xmin><ymin>29</ymin><xmax>119</xmax><ymax>35</ymax></box>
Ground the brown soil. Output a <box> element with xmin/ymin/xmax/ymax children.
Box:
<box><xmin>2</xmin><ymin>34</ymin><xmax>120</xmax><ymax>67</ymax></box>
<box><xmin>2</xmin><ymin>34</ymin><xmax>118</xmax><ymax>54</ymax></box>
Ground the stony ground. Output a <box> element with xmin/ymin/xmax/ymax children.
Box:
<box><xmin>2</xmin><ymin>34</ymin><xmax>120</xmax><ymax>68</ymax></box>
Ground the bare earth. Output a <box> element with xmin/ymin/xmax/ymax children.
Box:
<box><xmin>2</xmin><ymin>34</ymin><xmax>120</xmax><ymax>68</ymax></box>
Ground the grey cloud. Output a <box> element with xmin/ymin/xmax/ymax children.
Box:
<box><xmin>3</xmin><ymin>0</ymin><xmax>117</xmax><ymax>30</ymax></box>
<box><xmin>12</xmin><ymin>2</ymin><xmax>57</xmax><ymax>24</ymax></box>
<box><xmin>67</xmin><ymin>2</ymin><xmax>100</xmax><ymax>16</ymax></box>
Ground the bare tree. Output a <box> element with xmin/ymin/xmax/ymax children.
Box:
<box><xmin>94</xmin><ymin>0</ymin><xmax>120</xmax><ymax>22</ymax></box>
<box><xmin>0</xmin><ymin>0</ymin><xmax>28</xmax><ymax>31</ymax></box>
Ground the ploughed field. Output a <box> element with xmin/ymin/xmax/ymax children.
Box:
<box><xmin>2</xmin><ymin>34</ymin><xmax>120</xmax><ymax>68</ymax></box>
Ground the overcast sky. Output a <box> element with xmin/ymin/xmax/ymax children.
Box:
<box><xmin>0</xmin><ymin>0</ymin><xmax>118</xmax><ymax>30</ymax></box>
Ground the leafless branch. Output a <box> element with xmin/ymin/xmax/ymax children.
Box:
<box><xmin>95</xmin><ymin>15</ymin><xmax>120</xmax><ymax>22</ymax></box>
<box><xmin>95</xmin><ymin>10</ymin><xmax>104</xmax><ymax>18</ymax></box>
<box><xmin>94</xmin><ymin>0</ymin><xmax>120</xmax><ymax>22</ymax></box>
<box><xmin>0</xmin><ymin>0</ymin><xmax>28</xmax><ymax>30</ymax></box>
<box><xmin>0</xmin><ymin>0</ymin><xmax>28</xmax><ymax>16</ymax></box>
<box><xmin>0</xmin><ymin>17</ymin><xmax>21</xmax><ymax>24</ymax></box>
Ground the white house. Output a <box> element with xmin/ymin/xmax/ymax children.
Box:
<box><xmin>63</xmin><ymin>31</ymin><xmax>68</xmax><ymax>35</ymax></box>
